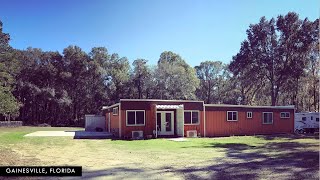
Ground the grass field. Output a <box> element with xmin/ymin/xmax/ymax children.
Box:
<box><xmin>0</xmin><ymin>127</ymin><xmax>319</xmax><ymax>179</ymax></box>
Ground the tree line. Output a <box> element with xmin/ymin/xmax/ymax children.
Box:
<box><xmin>0</xmin><ymin>12</ymin><xmax>318</xmax><ymax>126</ymax></box>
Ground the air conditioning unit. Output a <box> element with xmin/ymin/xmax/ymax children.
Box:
<box><xmin>132</xmin><ymin>131</ymin><xmax>144</xmax><ymax>140</ymax></box>
<box><xmin>186</xmin><ymin>130</ymin><xmax>197</xmax><ymax>138</ymax></box>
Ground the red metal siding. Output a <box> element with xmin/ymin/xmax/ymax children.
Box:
<box><xmin>205</xmin><ymin>108</ymin><xmax>294</xmax><ymax>137</ymax></box>
<box><xmin>120</xmin><ymin>101</ymin><xmax>204</xmax><ymax>138</ymax></box>
<box><xmin>121</xmin><ymin>110</ymin><xmax>206</xmax><ymax>138</ymax></box>
<box><xmin>184</xmin><ymin>111</ymin><xmax>205</xmax><ymax>137</ymax></box>
<box><xmin>106</xmin><ymin>105</ymin><xmax>120</xmax><ymax>136</ymax></box>
<box><xmin>121</xmin><ymin>109</ymin><xmax>156</xmax><ymax>138</ymax></box>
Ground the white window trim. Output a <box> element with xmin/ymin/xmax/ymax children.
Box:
<box><xmin>113</xmin><ymin>107</ymin><xmax>118</xmax><ymax>115</ymax></box>
<box><xmin>126</xmin><ymin>110</ymin><xmax>145</xmax><ymax>126</ymax></box>
<box><xmin>263</xmin><ymin>112</ymin><xmax>273</xmax><ymax>124</ymax></box>
<box><xmin>227</xmin><ymin>111</ymin><xmax>238</xmax><ymax>121</ymax></box>
<box><xmin>247</xmin><ymin>112</ymin><xmax>253</xmax><ymax>118</ymax></box>
<box><xmin>184</xmin><ymin>110</ymin><xmax>200</xmax><ymax>125</ymax></box>
<box><xmin>280</xmin><ymin>112</ymin><xmax>290</xmax><ymax>118</ymax></box>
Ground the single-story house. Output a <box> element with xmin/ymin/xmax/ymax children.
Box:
<box><xmin>102</xmin><ymin>99</ymin><xmax>294</xmax><ymax>138</ymax></box>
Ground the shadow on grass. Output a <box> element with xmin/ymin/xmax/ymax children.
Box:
<box><xmin>256</xmin><ymin>133</ymin><xmax>319</xmax><ymax>140</ymax></box>
<box><xmin>69</xmin><ymin>135</ymin><xmax>319</xmax><ymax>180</ymax></box>
<box><xmin>175</xmin><ymin>140</ymin><xmax>319</xmax><ymax>179</ymax></box>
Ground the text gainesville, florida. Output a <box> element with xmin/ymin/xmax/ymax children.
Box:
<box><xmin>0</xmin><ymin>166</ymin><xmax>82</xmax><ymax>176</ymax></box>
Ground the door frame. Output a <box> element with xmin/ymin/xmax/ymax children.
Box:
<box><xmin>156</xmin><ymin>111</ymin><xmax>174</xmax><ymax>135</ymax></box>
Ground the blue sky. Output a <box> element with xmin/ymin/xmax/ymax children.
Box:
<box><xmin>0</xmin><ymin>0</ymin><xmax>318</xmax><ymax>67</ymax></box>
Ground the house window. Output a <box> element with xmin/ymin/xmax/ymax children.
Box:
<box><xmin>280</xmin><ymin>112</ymin><xmax>290</xmax><ymax>118</ymax></box>
<box><xmin>112</xmin><ymin>107</ymin><xmax>118</xmax><ymax>115</ymax></box>
<box><xmin>302</xmin><ymin>117</ymin><xmax>306</xmax><ymax>121</ymax></box>
<box><xmin>184</xmin><ymin>111</ymin><xmax>199</xmax><ymax>124</ymax></box>
<box><xmin>227</xmin><ymin>111</ymin><xmax>238</xmax><ymax>121</ymax></box>
<box><xmin>263</xmin><ymin>112</ymin><xmax>273</xmax><ymax>124</ymax></box>
<box><xmin>247</xmin><ymin>112</ymin><xmax>253</xmax><ymax>118</ymax></box>
<box><xmin>311</xmin><ymin>116</ymin><xmax>313</xmax><ymax>120</ymax></box>
<box><xmin>126</xmin><ymin>110</ymin><xmax>145</xmax><ymax>126</ymax></box>
<box><xmin>316</xmin><ymin>118</ymin><xmax>319</xmax><ymax>122</ymax></box>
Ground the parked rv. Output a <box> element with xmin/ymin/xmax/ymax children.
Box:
<box><xmin>294</xmin><ymin>112</ymin><xmax>319</xmax><ymax>134</ymax></box>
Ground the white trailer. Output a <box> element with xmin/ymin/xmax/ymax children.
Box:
<box><xmin>294</xmin><ymin>112</ymin><xmax>319</xmax><ymax>133</ymax></box>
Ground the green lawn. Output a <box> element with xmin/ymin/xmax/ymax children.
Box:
<box><xmin>0</xmin><ymin>126</ymin><xmax>319</xmax><ymax>179</ymax></box>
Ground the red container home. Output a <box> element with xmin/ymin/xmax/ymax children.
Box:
<box><xmin>103</xmin><ymin>99</ymin><xmax>294</xmax><ymax>138</ymax></box>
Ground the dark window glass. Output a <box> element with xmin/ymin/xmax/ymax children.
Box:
<box><xmin>302</xmin><ymin>117</ymin><xmax>306</xmax><ymax>121</ymax></box>
<box><xmin>192</xmin><ymin>112</ymin><xmax>199</xmax><ymax>124</ymax></box>
<box><xmin>281</xmin><ymin>112</ymin><xmax>290</xmax><ymax>118</ymax></box>
<box><xmin>184</xmin><ymin>112</ymin><xmax>191</xmax><ymax>124</ymax></box>
<box><xmin>127</xmin><ymin>111</ymin><xmax>135</xmax><ymax>125</ymax></box>
<box><xmin>136</xmin><ymin>111</ymin><xmax>145</xmax><ymax>124</ymax></box>
<box><xmin>263</xmin><ymin>113</ymin><xmax>267</xmax><ymax>123</ymax></box>
<box><xmin>316</xmin><ymin>118</ymin><xmax>319</xmax><ymax>122</ymax></box>
<box><xmin>227</xmin><ymin>112</ymin><xmax>237</xmax><ymax>121</ymax></box>
<box><xmin>311</xmin><ymin>116</ymin><xmax>313</xmax><ymax>120</ymax></box>
<box><xmin>166</xmin><ymin>113</ymin><xmax>171</xmax><ymax>131</ymax></box>
<box><xmin>157</xmin><ymin>113</ymin><xmax>161</xmax><ymax>131</ymax></box>
<box><xmin>227</xmin><ymin>112</ymin><xmax>233</xmax><ymax>120</ymax></box>
<box><xmin>113</xmin><ymin>107</ymin><xmax>118</xmax><ymax>115</ymax></box>
<box><xmin>263</xmin><ymin>113</ymin><xmax>272</xmax><ymax>123</ymax></box>
<box><xmin>233</xmin><ymin>112</ymin><xmax>237</xmax><ymax>120</ymax></box>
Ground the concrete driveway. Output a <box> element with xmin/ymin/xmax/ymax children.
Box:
<box><xmin>24</xmin><ymin>131</ymin><xmax>112</xmax><ymax>139</ymax></box>
<box><xmin>24</xmin><ymin>131</ymin><xmax>75</xmax><ymax>137</ymax></box>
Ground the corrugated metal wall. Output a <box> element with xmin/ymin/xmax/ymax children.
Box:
<box><xmin>184</xmin><ymin>111</ymin><xmax>204</xmax><ymax>137</ymax></box>
<box><xmin>107</xmin><ymin>106</ymin><xmax>120</xmax><ymax>136</ymax></box>
<box><xmin>85</xmin><ymin>115</ymin><xmax>105</xmax><ymax>131</ymax></box>
<box><xmin>205</xmin><ymin>109</ymin><xmax>294</xmax><ymax>137</ymax></box>
<box><xmin>121</xmin><ymin>109</ymin><xmax>155</xmax><ymax>138</ymax></box>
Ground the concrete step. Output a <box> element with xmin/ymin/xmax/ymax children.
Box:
<box><xmin>73</xmin><ymin>131</ymin><xmax>113</xmax><ymax>139</ymax></box>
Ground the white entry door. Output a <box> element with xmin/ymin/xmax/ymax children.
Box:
<box><xmin>156</xmin><ymin>111</ymin><xmax>174</xmax><ymax>135</ymax></box>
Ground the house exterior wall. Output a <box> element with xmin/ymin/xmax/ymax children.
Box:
<box><xmin>184</xmin><ymin>111</ymin><xmax>205</xmax><ymax>137</ymax></box>
<box><xmin>205</xmin><ymin>106</ymin><xmax>294</xmax><ymax>137</ymax></box>
<box><xmin>120</xmin><ymin>109</ymin><xmax>155</xmax><ymax>138</ymax></box>
<box><xmin>103</xmin><ymin>100</ymin><xmax>294</xmax><ymax>138</ymax></box>
<box><xmin>105</xmin><ymin>105</ymin><xmax>120</xmax><ymax>136</ymax></box>
<box><xmin>120</xmin><ymin>100</ymin><xmax>204</xmax><ymax>138</ymax></box>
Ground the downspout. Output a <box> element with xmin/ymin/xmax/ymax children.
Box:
<box><xmin>154</xmin><ymin>104</ymin><xmax>157</xmax><ymax>138</ymax></box>
<box><xmin>203</xmin><ymin>102</ymin><xmax>206</xmax><ymax>137</ymax></box>
<box><xmin>293</xmin><ymin>106</ymin><xmax>296</xmax><ymax>134</ymax></box>
<box><xmin>108</xmin><ymin>113</ymin><xmax>111</xmax><ymax>132</ymax></box>
<box><xmin>119</xmin><ymin>103</ymin><xmax>122</xmax><ymax>138</ymax></box>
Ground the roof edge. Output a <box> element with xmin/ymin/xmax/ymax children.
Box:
<box><xmin>120</xmin><ymin>99</ymin><xmax>204</xmax><ymax>103</ymax></box>
<box><xmin>204</xmin><ymin>104</ymin><xmax>295</xmax><ymax>109</ymax></box>
<box><xmin>102</xmin><ymin>103</ymin><xmax>120</xmax><ymax>110</ymax></box>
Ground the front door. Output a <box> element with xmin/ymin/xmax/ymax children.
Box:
<box><xmin>156</xmin><ymin>111</ymin><xmax>174</xmax><ymax>135</ymax></box>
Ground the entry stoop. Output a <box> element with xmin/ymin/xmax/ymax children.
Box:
<box><xmin>73</xmin><ymin>131</ymin><xmax>113</xmax><ymax>139</ymax></box>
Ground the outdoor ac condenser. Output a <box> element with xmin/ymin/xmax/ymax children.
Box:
<box><xmin>132</xmin><ymin>131</ymin><xmax>144</xmax><ymax>139</ymax></box>
<box><xmin>186</xmin><ymin>130</ymin><xmax>197</xmax><ymax>138</ymax></box>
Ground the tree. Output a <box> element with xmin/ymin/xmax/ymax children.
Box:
<box><xmin>154</xmin><ymin>51</ymin><xmax>199</xmax><ymax>100</ymax></box>
<box><xmin>230</xmin><ymin>12</ymin><xmax>318</xmax><ymax>106</ymax></box>
<box><xmin>195</xmin><ymin>61</ymin><xmax>226</xmax><ymax>104</ymax></box>
<box><xmin>0</xmin><ymin>21</ymin><xmax>20</xmax><ymax>119</ymax></box>
<box><xmin>62</xmin><ymin>46</ymin><xmax>90</xmax><ymax>123</ymax></box>
<box><xmin>86</xmin><ymin>47</ymin><xmax>109</xmax><ymax>113</ymax></box>
<box><xmin>105</xmin><ymin>53</ymin><xmax>130</xmax><ymax>104</ymax></box>
<box><xmin>131</xmin><ymin>59</ymin><xmax>151</xmax><ymax>99</ymax></box>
